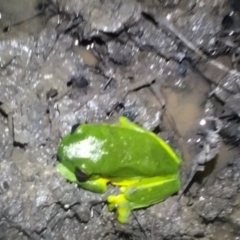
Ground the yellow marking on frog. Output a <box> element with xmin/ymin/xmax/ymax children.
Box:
<box><xmin>107</xmin><ymin>194</ymin><xmax>126</xmax><ymax>211</ymax></box>
<box><xmin>107</xmin><ymin>193</ymin><xmax>130</xmax><ymax>223</ymax></box>
<box><xmin>108</xmin><ymin>194</ymin><xmax>125</xmax><ymax>204</ymax></box>
<box><xmin>94</xmin><ymin>177</ymin><xmax>110</xmax><ymax>186</ymax></box>
<box><xmin>112</xmin><ymin>176</ymin><xmax>178</xmax><ymax>187</ymax></box>
<box><xmin>107</xmin><ymin>176</ymin><xmax>179</xmax><ymax>223</ymax></box>
<box><xmin>111</xmin><ymin>178</ymin><xmax>140</xmax><ymax>186</ymax></box>
<box><xmin>91</xmin><ymin>176</ymin><xmax>141</xmax><ymax>190</ymax></box>
<box><xmin>120</xmin><ymin>186</ymin><xmax>126</xmax><ymax>192</ymax></box>
<box><xmin>92</xmin><ymin>177</ymin><xmax>140</xmax><ymax>187</ymax></box>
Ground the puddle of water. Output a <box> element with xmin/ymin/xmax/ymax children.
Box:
<box><xmin>163</xmin><ymin>88</ymin><xmax>203</xmax><ymax>137</ymax></box>
<box><xmin>78</xmin><ymin>46</ymin><xmax>99</xmax><ymax>67</ymax></box>
<box><xmin>162</xmin><ymin>73</ymin><xmax>209</xmax><ymax>163</ymax></box>
<box><xmin>162</xmin><ymin>72</ymin><xmax>240</xmax><ymax>186</ymax></box>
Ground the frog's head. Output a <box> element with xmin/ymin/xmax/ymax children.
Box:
<box><xmin>57</xmin><ymin>129</ymin><xmax>106</xmax><ymax>184</ymax></box>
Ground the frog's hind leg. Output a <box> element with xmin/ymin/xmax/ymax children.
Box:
<box><xmin>107</xmin><ymin>176</ymin><xmax>180</xmax><ymax>223</ymax></box>
<box><xmin>117</xmin><ymin>116</ymin><xmax>145</xmax><ymax>132</ymax></box>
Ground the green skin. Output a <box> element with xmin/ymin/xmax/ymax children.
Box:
<box><xmin>57</xmin><ymin>116</ymin><xmax>181</xmax><ymax>223</ymax></box>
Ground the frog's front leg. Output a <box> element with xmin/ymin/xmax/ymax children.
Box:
<box><xmin>107</xmin><ymin>176</ymin><xmax>180</xmax><ymax>223</ymax></box>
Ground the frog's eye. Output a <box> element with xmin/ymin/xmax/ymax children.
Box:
<box><xmin>75</xmin><ymin>168</ymin><xmax>90</xmax><ymax>182</ymax></box>
<box><xmin>71</xmin><ymin>123</ymin><xmax>81</xmax><ymax>134</ymax></box>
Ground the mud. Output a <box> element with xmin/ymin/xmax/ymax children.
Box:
<box><xmin>1</xmin><ymin>0</ymin><xmax>240</xmax><ymax>239</ymax></box>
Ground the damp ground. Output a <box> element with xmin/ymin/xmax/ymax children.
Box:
<box><xmin>1</xmin><ymin>0</ymin><xmax>240</xmax><ymax>239</ymax></box>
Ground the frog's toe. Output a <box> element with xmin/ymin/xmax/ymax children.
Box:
<box><xmin>107</xmin><ymin>194</ymin><xmax>131</xmax><ymax>223</ymax></box>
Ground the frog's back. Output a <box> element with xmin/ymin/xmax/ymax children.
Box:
<box><xmin>73</xmin><ymin>123</ymin><xmax>181</xmax><ymax>178</ymax></box>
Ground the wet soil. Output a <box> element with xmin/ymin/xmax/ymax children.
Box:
<box><xmin>1</xmin><ymin>0</ymin><xmax>240</xmax><ymax>239</ymax></box>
